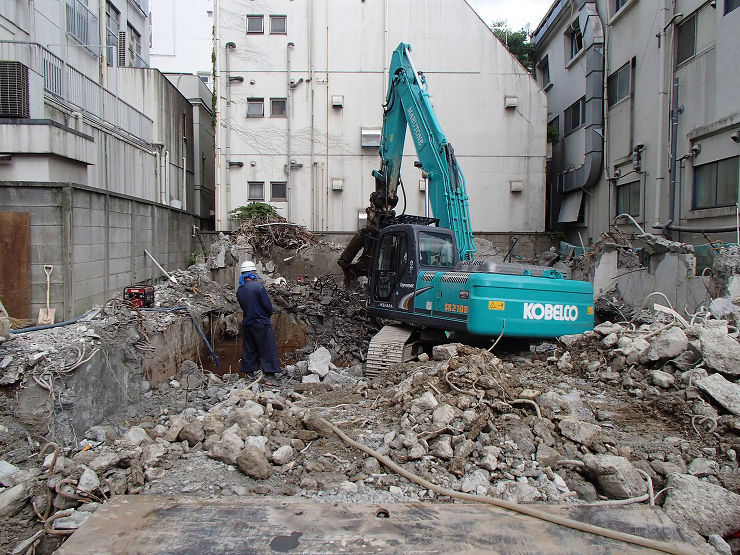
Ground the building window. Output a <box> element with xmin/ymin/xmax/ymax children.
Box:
<box><xmin>248</xmin><ymin>182</ymin><xmax>264</xmax><ymax>200</ymax></box>
<box><xmin>127</xmin><ymin>24</ymin><xmax>141</xmax><ymax>67</ymax></box>
<box><xmin>247</xmin><ymin>15</ymin><xmax>264</xmax><ymax>34</ymax></box>
<box><xmin>105</xmin><ymin>2</ymin><xmax>119</xmax><ymax>66</ymax></box>
<box><xmin>66</xmin><ymin>0</ymin><xmax>97</xmax><ymax>47</ymax></box>
<box><xmin>693</xmin><ymin>156</ymin><xmax>740</xmax><ymax>209</ymax></box>
<box><xmin>536</xmin><ymin>56</ymin><xmax>550</xmax><ymax>88</ymax></box>
<box><xmin>616</xmin><ymin>181</ymin><xmax>640</xmax><ymax>217</ymax></box>
<box><xmin>564</xmin><ymin>97</ymin><xmax>586</xmax><ymax>135</ymax></box>
<box><xmin>197</xmin><ymin>72</ymin><xmax>209</xmax><ymax>85</ymax></box>
<box><xmin>271</xmin><ymin>182</ymin><xmax>287</xmax><ymax>201</ymax></box>
<box><xmin>247</xmin><ymin>98</ymin><xmax>264</xmax><ymax>117</ymax></box>
<box><xmin>270</xmin><ymin>15</ymin><xmax>287</xmax><ymax>34</ymax></box>
<box><xmin>270</xmin><ymin>98</ymin><xmax>287</xmax><ymax>117</ymax></box>
<box><xmin>607</xmin><ymin>63</ymin><xmax>630</xmax><ymax>107</ymax></box>
<box><xmin>677</xmin><ymin>14</ymin><xmax>696</xmax><ymax>64</ymax></box>
<box><xmin>726</xmin><ymin>0</ymin><xmax>740</xmax><ymax>14</ymax></box>
<box><xmin>614</xmin><ymin>0</ymin><xmax>629</xmax><ymax>12</ymax></box>
<box><xmin>567</xmin><ymin>23</ymin><xmax>583</xmax><ymax>60</ymax></box>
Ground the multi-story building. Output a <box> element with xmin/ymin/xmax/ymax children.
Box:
<box><xmin>150</xmin><ymin>0</ymin><xmax>214</xmax><ymax>86</ymax></box>
<box><xmin>0</xmin><ymin>0</ymin><xmax>209</xmax><ymax>319</ymax></box>
<box><xmin>212</xmin><ymin>0</ymin><xmax>549</xmax><ymax>237</ymax></box>
<box><xmin>533</xmin><ymin>0</ymin><xmax>740</xmax><ymax>248</ymax></box>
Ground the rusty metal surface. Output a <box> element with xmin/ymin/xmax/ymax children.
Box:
<box><xmin>56</xmin><ymin>496</ymin><xmax>701</xmax><ymax>555</ymax></box>
<box><xmin>0</xmin><ymin>211</ymin><xmax>31</xmax><ymax>319</ymax></box>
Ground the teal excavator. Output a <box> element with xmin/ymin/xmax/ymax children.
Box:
<box><xmin>338</xmin><ymin>43</ymin><xmax>594</xmax><ymax>375</ymax></box>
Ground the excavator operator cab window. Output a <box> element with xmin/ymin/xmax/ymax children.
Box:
<box><xmin>375</xmin><ymin>232</ymin><xmax>408</xmax><ymax>301</ymax></box>
<box><xmin>418</xmin><ymin>231</ymin><xmax>454</xmax><ymax>268</ymax></box>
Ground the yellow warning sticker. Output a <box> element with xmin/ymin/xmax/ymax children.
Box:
<box><xmin>587</xmin><ymin>306</ymin><xmax>594</xmax><ymax>315</ymax></box>
<box><xmin>488</xmin><ymin>301</ymin><xmax>505</xmax><ymax>311</ymax></box>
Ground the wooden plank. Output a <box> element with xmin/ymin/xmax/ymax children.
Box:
<box><xmin>0</xmin><ymin>211</ymin><xmax>31</xmax><ymax>319</ymax></box>
<box><xmin>56</xmin><ymin>496</ymin><xmax>703</xmax><ymax>555</ymax></box>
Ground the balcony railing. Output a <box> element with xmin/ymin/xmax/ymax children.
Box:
<box><xmin>0</xmin><ymin>41</ymin><xmax>152</xmax><ymax>143</ymax></box>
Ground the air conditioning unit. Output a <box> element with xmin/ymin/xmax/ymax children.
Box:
<box><xmin>118</xmin><ymin>31</ymin><xmax>129</xmax><ymax>67</ymax></box>
<box><xmin>0</xmin><ymin>61</ymin><xmax>30</xmax><ymax>118</ymax></box>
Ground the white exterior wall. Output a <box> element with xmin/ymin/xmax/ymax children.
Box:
<box><xmin>150</xmin><ymin>0</ymin><xmax>214</xmax><ymax>81</ymax></box>
<box><xmin>215</xmin><ymin>0</ymin><xmax>548</xmax><ymax>233</ymax></box>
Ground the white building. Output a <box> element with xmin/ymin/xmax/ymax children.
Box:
<box><xmin>150</xmin><ymin>0</ymin><xmax>214</xmax><ymax>86</ymax></box>
<box><xmin>533</xmin><ymin>0</ymin><xmax>740</xmax><ymax>248</ymax></box>
<box><xmin>213</xmin><ymin>0</ymin><xmax>549</xmax><ymax>235</ymax></box>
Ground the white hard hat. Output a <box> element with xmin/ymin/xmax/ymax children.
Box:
<box><xmin>240</xmin><ymin>260</ymin><xmax>257</xmax><ymax>273</ymax></box>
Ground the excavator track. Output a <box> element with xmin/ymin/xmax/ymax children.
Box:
<box><xmin>365</xmin><ymin>325</ymin><xmax>416</xmax><ymax>378</ymax></box>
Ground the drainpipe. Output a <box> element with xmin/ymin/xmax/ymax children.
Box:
<box><xmin>287</xmin><ymin>42</ymin><xmax>295</xmax><ymax>222</ymax></box>
<box><xmin>214</xmin><ymin>0</ymin><xmax>223</xmax><ymax>229</ymax></box>
<box><xmin>308</xmin><ymin>0</ymin><xmax>316</xmax><ymax>229</ymax></box>
<box><xmin>165</xmin><ymin>150</ymin><xmax>170</xmax><ymax>204</ymax></box>
<box><xmin>663</xmin><ymin>76</ymin><xmax>681</xmax><ymax>238</ymax></box>
<box><xmin>182</xmin><ymin>155</ymin><xmax>187</xmax><ymax>211</ymax></box>
<box><xmin>99</xmin><ymin>0</ymin><xmax>107</xmax><ymax>87</ymax></box>
<box><xmin>653</xmin><ymin>6</ymin><xmax>682</xmax><ymax>230</ymax></box>
<box><xmin>225</xmin><ymin>42</ymin><xmax>236</xmax><ymax>219</ymax></box>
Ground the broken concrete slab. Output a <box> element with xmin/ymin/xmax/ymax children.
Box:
<box><xmin>699</xmin><ymin>328</ymin><xmax>740</xmax><ymax>377</ymax></box>
<box><xmin>695</xmin><ymin>373</ymin><xmax>740</xmax><ymax>416</ymax></box>
<box><xmin>583</xmin><ymin>455</ymin><xmax>647</xmax><ymax>500</ymax></box>
<box><xmin>0</xmin><ymin>483</ymin><xmax>31</xmax><ymax>519</ymax></box>
<box><xmin>662</xmin><ymin>473</ymin><xmax>740</xmax><ymax>537</ymax></box>
<box><xmin>639</xmin><ymin>327</ymin><xmax>688</xmax><ymax>364</ymax></box>
<box><xmin>308</xmin><ymin>346</ymin><xmax>332</xmax><ymax>378</ymax></box>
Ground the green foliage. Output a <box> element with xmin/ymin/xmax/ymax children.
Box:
<box><xmin>229</xmin><ymin>202</ymin><xmax>278</xmax><ymax>220</ymax></box>
<box><xmin>491</xmin><ymin>21</ymin><xmax>534</xmax><ymax>72</ymax></box>
<box><xmin>188</xmin><ymin>248</ymin><xmax>205</xmax><ymax>266</ymax></box>
<box><xmin>547</xmin><ymin>124</ymin><xmax>560</xmax><ymax>144</ymax></box>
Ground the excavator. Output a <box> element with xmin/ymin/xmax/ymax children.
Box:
<box><xmin>338</xmin><ymin>43</ymin><xmax>594</xmax><ymax>375</ymax></box>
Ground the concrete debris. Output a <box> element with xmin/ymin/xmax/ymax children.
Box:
<box><xmin>699</xmin><ymin>327</ymin><xmax>740</xmax><ymax>376</ymax></box>
<box><xmin>695</xmin><ymin>373</ymin><xmax>740</xmax><ymax>416</ymax></box>
<box><xmin>662</xmin><ymin>474</ymin><xmax>740</xmax><ymax>538</ymax></box>
<box><xmin>638</xmin><ymin>327</ymin><xmax>688</xmax><ymax>363</ymax></box>
<box><xmin>582</xmin><ymin>455</ymin><xmax>647</xmax><ymax>499</ymax></box>
<box><xmin>5</xmin><ymin>241</ymin><xmax>740</xmax><ymax>554</ymax></box>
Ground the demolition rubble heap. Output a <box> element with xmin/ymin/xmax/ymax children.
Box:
<box><xmin>2</xmin><ymin>231</ymin><xmax>740</xmax><ymax>553</ymax></box>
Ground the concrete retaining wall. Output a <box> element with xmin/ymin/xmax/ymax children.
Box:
<box><xmin>0</xmin><ymin>182</ymin><xmax>200</xmax><ymax>319</ymax></box>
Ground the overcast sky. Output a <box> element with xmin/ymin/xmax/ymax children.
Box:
<box><xmin>466</xmin><ymin>0</ymin><xmax>553</xmax><ymax>33</ymax></box>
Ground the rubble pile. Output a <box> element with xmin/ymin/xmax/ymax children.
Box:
<box><xmin>268</xmin><ymin>277</ymin><xmax>375</xmax><ymax>366</ymax></box>
<box><xmin>4</xmin><ymin>233</ymin><xmax>740</xmax><ymax>553</ymax></box>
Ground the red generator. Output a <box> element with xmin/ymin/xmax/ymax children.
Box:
<box><xmin>123</xmin><ymin>286</ymin><xmax>155</xmax><ymax>308</ymax></box>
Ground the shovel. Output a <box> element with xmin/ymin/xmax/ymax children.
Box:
<box><xmin>37</xmin><ymin>265</ymin><xmax>56</xmax><ymax>326</ymax></box>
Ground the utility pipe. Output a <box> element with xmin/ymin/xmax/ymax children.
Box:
<box><xmin>182</xmin><ymin>155</ymin><xmax>187</xmax><ymax>211</ymax></box>
<box><xmin>165</xmin><ymin>150</ymin><xmax>171</xmax><ymax>204</ymax></box>
<box><xmin>214</xmin><ymin>0</ymin><xmax>223</xmax><ymax>229</ymax></box>
<box><xmin>144</xmin><ymin>249</ymin><xmax>177</xmax><ymax>283</ymax></box>
<box><xmin>159</xmin><ymin>149</ymin><xmax>167</xmax><ymax>204</ymax></box>
<box><xmin>653</xmin><ymin>0</ymin><xmax>670</xmax><ymax>230</ymax></box>
<box><xmin>152</xmin><ymin>149</ymin><xmax>161</xmax><ymax>203</ymax></box>
<box><xmin>99</xmin><ymin>0</ymin><xmax>106</xmax><ymax>87</ymax></box>
<box><xmin>287</xmin><ymin>42</ymin><xmax>295</xmax><ymax>222</ymax></box>
<box><xmin>663</xmin><ymin>76</ymin><xmax>681</xmax><ymax>238</ymax></box>
<box><xmin>225</xmin><ymin>41</ymin><xmax>235</xmax><ymax>216</ymax></box>
<box><xmin>653</xmin><ymin>7</ymin><xmax>683</xmax><ymax>230</ymax></box>
<box><xmin>308</xmin><ymin>0</ymin><xmax>316</xmax><ymax>229</ymax></box>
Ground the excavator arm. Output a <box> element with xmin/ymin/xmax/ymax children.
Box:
<box><xmin>339</xmin><ymin>43</ymin><xmax>476</xmax><ymax>282</ymax></box>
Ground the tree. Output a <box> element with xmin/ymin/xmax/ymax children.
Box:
<box><xmin>491</xmin><ymin>20</ymin><xmax>534</xmax><ymax>72</ymax></box>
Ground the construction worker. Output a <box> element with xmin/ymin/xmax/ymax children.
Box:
<box><xmin>236</xmin><ymin>260</ymin><xmax>281</xmax><ymax>382</ymax></box>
